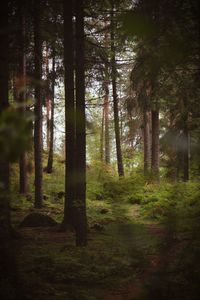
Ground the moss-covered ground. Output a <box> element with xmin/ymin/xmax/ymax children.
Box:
<box><xmin>9</xmin><ymin>158</ymin><xmax>200</xmax><ymax>299</ymax></box>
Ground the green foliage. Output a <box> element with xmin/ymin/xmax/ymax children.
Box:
<box><xmin>0</xmin><ymin>108</ymin><xmax>32</xmax><ymax>161</ymax></box>
<box><xmin>140</xmin><ymin>182</ymin><xmax>200</xmax><ymax>223</ymax></box>
<box><xmin>103</xmin><ymin>174</ymin><xmax>146</xmax><ymax>202</ymax></box>
<box><xmin>87</xmin><ymin>161</ymin><xmax>116</xmax><ymax>201</ymax></box>
<box><xmin>138</xmin><ymin>183</ymin><xmax>200</xmax><ymax>300</ymax></box>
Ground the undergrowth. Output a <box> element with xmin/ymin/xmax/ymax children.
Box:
<box><xmin>9</xmin><ymin>158</ymin><xmax>200</xmax><ymax>300</ymax></box>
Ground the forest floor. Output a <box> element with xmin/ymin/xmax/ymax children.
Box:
<box><xmin>11</xmin><ymin>201</ymin><xmax>187</xmax><ymax>300</ymax></box>
<box><xmin>9</xmin><ymin>161</ymin><xmax>200</xmax><ymax>299</ymax></box>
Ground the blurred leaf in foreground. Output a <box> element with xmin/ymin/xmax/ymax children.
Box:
<box><xmin>0</xmin><ymin>108</ymin><xmax>33</xmax><ymax>162</ymax></box>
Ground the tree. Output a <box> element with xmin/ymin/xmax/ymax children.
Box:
<box><xmin>151</xmin><ymin>109</ymin><xmax>160</xmax><ymax>180</ymax></box>
<box><xmin>18</xmin><ymin>0</ymin><xmax>28</xmax><ymax>194</ymax></box>
<box><xmin>74</xmin><ymin>0</ymin><xmax>87</xmax><ymax>246</ymax></box>
<box><xmin>103</xmin><ymin>20</ymin><xmax>110</xmax><ymax>165</ymax></box>
<box><xmin>46</xmin><ymin>43</ymin><xmax>56</xmax><ymax>173</ymax></box>
<box><xmin>110</xmin><ymin>0</ymin><xmax>124</xmax><ymax>177</ymax></box>
<box><xmin>33</xmin><ymin>1</ymin><xmax>43</xmax><ymax>208</ymax></box>
<box><xmin>63</xmin><ymin>0</ymin><xmax>87</xmax><ymax>245</ymax></box>
<box><xmin>143</xmin><ymin>109</ymin><xmax>151</xmax><ymax>175</ymax></box>
<box><xmin>63</xmin><ymin>0</ymin><xmax>76</xmax><ymax>229</ymax></box>
<box><xmin>0</xmin><ymin>3</ymin><xmax>18</xmax><ymax>297</ymax></box>
<box><xmin>45</xmin><ymin>45</ymin><xmax>51</xmax><ymax>152</ymax></box>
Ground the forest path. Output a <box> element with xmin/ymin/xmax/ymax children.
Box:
<box><xmin>15</xmin><ymin>204</ymin><xmax>183</xmax><ymax>300</ymax></box>
<box><xmin>103</xmin><ymin>204</ymin><xmax>180</xmax><ymax>300</ymax></box>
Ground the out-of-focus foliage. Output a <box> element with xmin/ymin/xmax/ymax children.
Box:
<box><xmin>0</xmin><ymin>108</ymin><xmax>32</xmax><ymax>162</ymax></box>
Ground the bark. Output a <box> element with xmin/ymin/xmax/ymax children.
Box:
<box><xmin>100</xmin><ymin>107</ymin><xmax>105</xmax><ymax>162</ymax></box>
<box><xmin>182</xmin><ymin>130</ymin><xmax>189</xmax><ymax>181</ymax></box>
<box><xmin>167</xmin><ymin>110</ymin><xmax>178</xmax><ymax>182</ymax></box>
<box><xmin>18</xmin><ymin>2</ymin><xmax>28</xmax><ymax>194</ymax></box>
<box><xmin>63</xmin><ymin>0</ymin><xmax>76</xmax><ymax>229</ymax></box>
<box><xmin>75</xmin><ymin>0</ymin><xmax>87</xmax><ymax>246</ymax></box>
<box><xmin>151</xmin><ymin>109</ymin><xmax>160</xmax><ymax>180</ymax></box>
<box><xmin>110</xmin><ymin>2</ymin><xmax>124</xmax><ymax>177</ymax></box>
<box><xmin>46</xmin><ymin>45</ymin><xmax>55</xmax><ymax>174</ymax></box>
<box><xmin>182</xmin><ymin>99</ymin><xmax>189</xmax><ymax>181</ymax></box>
<box><xmin>103</xmin><ymin>21</ymin><xmax>110</xmax><ymax>165</ymax></box>
<box><xmin>104</xmin><ymin>73</ymin><xmax>110</xmax><ymax>164</ymax></box>
<box><xmin>143</xmin><ymin>110</ymin><xmax>151</xmax><ymax>175</ymax></box>
<box><xmin>33</xmin><ymin>1</ymin><xmax>43</xmax><ymax>208</ymax></box>
<box><xmin>45</xmin><ymin>46</ymin><xmax>51</xmax><ymax>151</ymax></box>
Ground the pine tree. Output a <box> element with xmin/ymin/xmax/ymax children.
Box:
<box><xmin>33</xmin><ymin>1</ymin><xmax>43</xmax><ymax>208</ymax></box>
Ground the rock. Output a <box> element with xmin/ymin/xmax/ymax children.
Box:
<box><xmin>100</xmin><ymin>208</ymin><xmax>109</xmax><ymax>214</ymax></box>
<box><xmin>96</xmin><ymin>194</ymin><xmax>103</xmax><ymax>200</ymax></box>
<box><xmin>20</xmin><ymin>213</ymin><xmax>57</xmax><ymax>227</ymax></box>
<box><xmin>43</xmin><ymin>194</ymin><xmax>49</xmax><ymax>201</ymax></box>
<box><xmin>91</xmin><ymin>223</ymin><xmax>104</xmax><ymax>231</ymax></box>
<box><xmin>57</xmin><ymin>191</ymin><xmax>65</xmax><ymax>199</ymax></box>
<box><xmin>26</xmin><ymin>194</ymin><xmax>33</xmax><ymax>202</ymax></box>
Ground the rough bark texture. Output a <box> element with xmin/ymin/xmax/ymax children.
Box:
<box><xmin>75</xmin><ymin>0</ymin><xmax>87</xmax><ymax>246</ymax></box>
<box><xmin>143</xmin><ymin>110</ymin><xmax>151</xmax><ymax>175</ymax></box>
<box><xmin>151</xmin><ymin>109</ymin><xmax>160</xmax><ymax>180</ymax></box>
<box><xmin>110</xmin><ymin>3</ymin><xmax>124</xmax><ymax>177</ymax></box>
<box><xmin>63</xmin><ymin>0</ymin><xmax>76</xmax><ymax>229</ymax></box>
<box><xmin>46</xmin><ymin>45</ymin><xmax>55</xmax><ymax>174</ymax></box>
<box><xmin>33</xmin><ymin>2</ymin><xmax>43</xmax><ymax>208</ymax></box>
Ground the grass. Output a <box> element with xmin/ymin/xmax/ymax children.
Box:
<box><xmin>8</xmin><ymin>157</ymin><xmax>200</xmax><ymax>299</ymax></box>
<box><xmin>18</xmin><ymin>224</ymin><xmax>153</xmax><ymax>300</ymax></box>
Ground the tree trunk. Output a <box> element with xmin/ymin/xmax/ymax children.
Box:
<box><xmin>75</xmin><ymin>0</ymin><xmax>87</xmax><ymax>246</ymax></box>
<box><xmin>104</xmin><ymin>72</ymin><xmax>110</xmax><ymax>165</ymax></box>
<box><xmin>46</xmin><ymin>44</ymin><xmax>55</xmax><ymax>174</ymax></box>
<box><xmin>33</xmin><ymin>2</ymin><xmax>43</xmax><ymax>208</ymax></box>
<box><xmin>63</xmin><ymin>0</ymin><xmax>76</xmax><ymax>229</ymax></box>
<box><xmin>0</xmin><ymin>1</ymin><xmax>10</xmax><ymax>232</ymax></box>
<box><xmin>143</xmin><ymin>110</ymin><xmax>151</xmax><ymax>175</ymax></box>
<box><xmin>100</xmin><ymin>107</ymin><xmax>105</xmax><ymax>162</ymax></box>
<box><xmin>103</xmin><ymin>21</ymin><xmax>110</xmax><ymax>165</ymax></box>
<box><xmin>18</xmin><ymin>2</ymin><xmax>28</xmax><ymax>194</ymax></box>
<box><xmin>182</xmin><ymin>98</ymin><xmax>189</xmax><ymax>181</ymax></box>
<box><xmin>182</xmin><ymin>130</ymin><xmax>189</xmax><ymax>182</ymax></box>
<box><xmin>151</xmin><ymin>109</ymin><xmax>160</xmax><ymax>180</ymax></box>
<box><xmin>45</xmin><ymin>46</ymin><xmax>51</xmax><ymax>151</ymax></box>
<box><xmin>0</xmin><ymin>4</ymin><xmax>19</xmax><ymax>298</ymax></box>
<box><xmin>110</xmin><ymin>2</ymin><xmax>124</xmax><ymax>177</ymax></box>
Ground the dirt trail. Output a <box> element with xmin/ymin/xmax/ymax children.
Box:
<box><xmin>103</xmin><ymin>206</ymin><xmax>180</xmax><ymax>300</ymax></box>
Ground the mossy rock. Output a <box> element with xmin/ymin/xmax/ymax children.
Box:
<box><xmin>100</xmin><ymin>208</ymin><xmax>109</xmax><ymax>214</ymax></box>
<box><xmin>95</xmin><ymin>194</ymin><xmax>103</xmax><ymax>200</ymax></box>
<box><xmin>20</xmin><ymin>213</ymin><xmax>58</xmax><ymax>227</ymax></box>
<box><xmin>91</xmin><ymin>223</ymin><xmax>104</xmax><ymax>231</ymax></box>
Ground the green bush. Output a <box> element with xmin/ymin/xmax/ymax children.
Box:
<box><xmin>140</xmin><ymin>182</ymin><xmax>200</xmax><ymax>222</ymax></box>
